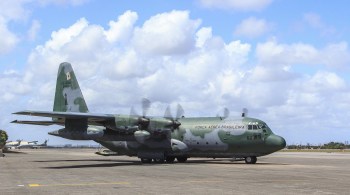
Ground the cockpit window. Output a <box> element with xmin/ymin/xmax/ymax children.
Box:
<box><xmin>248</xmin><ymin>125</ymin><xmax>259</xmax><ymax>130</ymax></box>
<box><xmin>259</xmin><ymin>124</ymin><xmax>268</xmax><ymax>129</ymax></box>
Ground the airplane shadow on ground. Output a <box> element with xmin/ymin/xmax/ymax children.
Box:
<box><xmin>35</xmin><ymin>159</ymin><xmax>142</xmax><ymax>169</ymax></box>
<box><xmin>3</xmin><ymin>150</ymin><xmax>27</xmax><ymax>154</ymax></box>
<box><xmin>181</xmin><ymin>159</ymin><xmax>289</xmax><ymax>166</ymax></box>
<box><xmin>37</xmin><ymin>158</ymin><xmax>289</xmax><ymax>169</ymax></box>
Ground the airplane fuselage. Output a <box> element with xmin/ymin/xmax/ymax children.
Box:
<box><xmin>49</xmin><ymin>115</ymin><xmax>286</xmax><ymax>160</ymax></box>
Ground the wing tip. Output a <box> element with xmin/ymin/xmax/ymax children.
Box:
<box><xmin>12</xmin><ymin>111</ymin><xmax>30</xmax><ymax>115</ymax></box>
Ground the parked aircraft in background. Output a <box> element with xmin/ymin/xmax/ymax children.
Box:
<box><xmin>5</xmin><ymin>140</ymin><xmax>48</xmax><ymax>149</ymax></box>
<box><xmin>12</xmin><ymin>62</ymin><xmax>286</xmax><ymax>164</ymax></box>
<box><xmin>5</xmin><ymin>140</ymin><xmax>22</xmax><ymax>149</ymax></box>
<box><xmin>17</xmin><ymin>140</ymin><xmax>48</xmax><ymax>149</ymax></box>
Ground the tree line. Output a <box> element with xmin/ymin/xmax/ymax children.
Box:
<box><xmin>287</xmin><ymin>142</ymin><xmax>350</xmax><ymax>150</ymax></box>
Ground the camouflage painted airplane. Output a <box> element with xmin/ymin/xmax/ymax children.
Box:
<box><xmin>12</xmin><ymin>62</ymin><xmax>286</xmax><ymax>164</ymax></box>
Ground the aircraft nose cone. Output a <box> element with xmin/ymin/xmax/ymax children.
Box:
<box><xmin>266</xmin><ymin>134</ymin><xmax>286</xmax><ymax>150</ymax></box>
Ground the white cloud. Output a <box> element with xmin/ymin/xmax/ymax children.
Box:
<box><xmin>27</xmin><ymin>18</ymin><xmax>96</xmax><ymax>78</ymax></box>
<box><xmin>0</xmin><ymin>17</ymin><xmax>19</xmax><ymax>54</ymax></box>
<box><xmin>0</xmin><ymin>0</ymin><xmax>89</xmax><ymax>56</ymax></box>
<box><xmin>302</xmin><ymin>71</ymin><xmax>346</xmax><ymax>93</ymax></box>
<box><xmin>132</xmin><ymin>10</ymin><xmax>201</xmax><ymax>55</ymax></box>
<box><xmin>46</xmin><ymin>18</ymin><xmax>89</xmax><ymax>51</ymax></box>
<box><xmin>0</xmin><ymin>70</ymin><xmax>31</xmax><ymax>104</ymax></box>
<box><xmin>28</xmin><ymin>19</ymin><xmax>41</xmax><ymax>41</ymax></box>
<box><xmin>105</xmin><ymin>10</ymin><xmax>138</xmax><ymax>43</ymax></box>
<box><xmin>197</xmin><ymin>0</ymin><xmax>273</xmax><ymax>11</ymax></box>
<box><xmin>195</xmin><ymin>27</ymin><xmax>212</xmax><ymax>48</ymax></box>
<box><xmin>0</xmin><ymin>0</ymin><xmax>30</xmax><ymax>22</ymax></box>
<box><xmin>255</xmin><ymin>39</ymin><xmax>350</xmax><ymax>68</ymax></box>
<box><xmin>234</xmin><ymin>17</ymin><xmax>271</xmax><ymax>38</ymax></box>
<box><xmin>303</xmin><ymin>12</ymin><xmax>336</xmax><ymax>37</ymax></box>
<box><xmin>321</xmin><ymin>42</ymin><xmax>350</xmax><ymax>68</ymax></box>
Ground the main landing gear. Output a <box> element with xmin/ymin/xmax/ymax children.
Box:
<box><xmin>244</xmin><ymin>156</ymin><xmax>257</xmax><ymax>164</ymax></box>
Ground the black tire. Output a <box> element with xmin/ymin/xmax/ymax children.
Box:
<box><xmin>141</xmin><ymin>158</ymin><xmax>152</xmax><ymax>163</ymax></box>
<box><xmin>165</xmin><ymin>156</ymin><xmax>175</xmax><ymax>163</ymax></box>
<box><xmin>176</xmin><ymin>156</ymin><xmax>188</xmax><ymax>163</ymax></box>
<box><xmin>154</xmin><ymin>158</ymin><xmax>165</xmax><ymax>163</ymax></box>
<box><xmin>245</xmin><ymin>156</ymin><xmax>257</xmax><ymax>164</ymax></box>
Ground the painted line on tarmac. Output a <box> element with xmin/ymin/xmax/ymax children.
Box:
<box><xmin>28</xmin><ymin>182</ymin><xmax>130</xmax><ymax>187</ymax></box>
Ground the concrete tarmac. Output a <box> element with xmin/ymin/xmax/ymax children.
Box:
<box><xmin>1</xmin><ymin>149</ymin><xmax>350</xmax><ymax>195</ymax></box>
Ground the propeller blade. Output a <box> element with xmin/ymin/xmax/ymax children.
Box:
<box><xmin>224</xmin><ymin>107</ymin><xmax>230</xmax><ymax>118</ymax></box>
<box><xmin>130</xmin><ymin>106</ymin><xmax>138</xmax><ymax>116</ymax></box>
<box><xmin>142</xmin><ymin>98</ymin><xmax>151</xmax><ymax>117</ymax></box>
<box><xmin>164</xmin><ymin>105</ymin><xmax>173</xmax><ymax>119</ymax></box>
<box><xmin>176</xmin><ymin>104</ymin><xmax>184</xmax><ymax>120</ymax></box>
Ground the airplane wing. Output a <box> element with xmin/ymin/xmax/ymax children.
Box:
<box><xmin>12</xmin><ymin>110</ymin><xmax>116</xmax><ymax>126</ymax></box>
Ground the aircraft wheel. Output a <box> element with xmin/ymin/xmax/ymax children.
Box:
<box><xmin>154</xmin><ymin>158</ymin><xmax>165</xmax><ymax>163</ymax></box>
<box><xmin>141</xmin><ymin>158</ymin><xmax>152</xmax><ymax>164</ymax></box>
<box><xmin>165</xmin><ymin>156</ymin><xmax>175</xmax><ymax>163</ymax></box>
<box><xmin>245</xmin><ymin>156</ymin><xmax>257</xmax><ymax>164</ymax></box>
<box><xmin>177</xmin><ymin>157</ymin><xmax>188</xmax><ymax>163</ymax></box>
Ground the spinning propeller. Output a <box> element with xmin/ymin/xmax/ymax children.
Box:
<box><xmin>129</xmin><ymin>98</ymin><xmax>151</xmax><ymax>130</ymax></box>
<box><xmin>130</xmin><ymin>98</ymin><xmax>184</xmax><ymax>131</ymax></box>
<box><xmin>164</xmin><ymin>104</ymin><xmax>184</xmax><ymax>130</ymax></box>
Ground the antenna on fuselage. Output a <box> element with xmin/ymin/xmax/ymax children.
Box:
<box><xmin>242</xmin><ymin>108</ymin><xmax>248</xmax><ymax>117</ymax></box>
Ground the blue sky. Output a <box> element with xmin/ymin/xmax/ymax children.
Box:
<box><xmin>1</xmin><ymin>0</ymin><xmax>350</xmax><ymax>145</ymax></box>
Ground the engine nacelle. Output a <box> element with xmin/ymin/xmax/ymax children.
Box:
<box><xmin>171</xmin><ymin>139</ymin><xmax>188</xmax><ymax>152</ymax></box>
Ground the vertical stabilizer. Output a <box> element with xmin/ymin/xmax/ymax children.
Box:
<box><xmin>53</xmin><ymin>62</ymin><xmax>89</xmax><ymax>113</ymax></box>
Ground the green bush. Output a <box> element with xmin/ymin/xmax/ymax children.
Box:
<box><xmin>0</xmin><ymin>130</ymin><xmax>8</xmax><ymax>148</ymax></box>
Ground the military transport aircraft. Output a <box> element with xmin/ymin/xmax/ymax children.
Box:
<box><xmin>12</xmin><ymin>62</ymin><xmax>286</xmax><ymax>164</ymax></box>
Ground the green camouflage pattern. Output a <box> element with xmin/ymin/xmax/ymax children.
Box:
<box><xmin>53</xmin><ymin>62</ymin><xmax>88</xmax><ymax>113</ymax></box>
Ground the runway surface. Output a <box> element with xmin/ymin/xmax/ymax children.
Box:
<box><xmin>1</xmin><ymin>149</ymin><xmax>349</xmax><ymax>195</ymax></box>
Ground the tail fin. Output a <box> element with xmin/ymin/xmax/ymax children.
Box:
<box><xmin>53</xmin><ymin>62</ymin><xmax>89</xmax><ymax>113</ymax></box>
